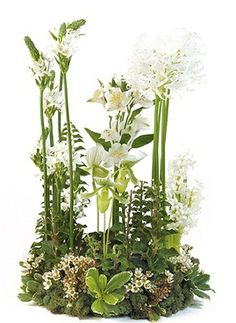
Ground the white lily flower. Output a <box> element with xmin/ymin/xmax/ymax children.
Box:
<box><xmin>105</xmin><ymin>87</ymin><xmax>130</xmax><ymax>112</ymax></box>
<box><xmin>86</xmin><ymin>144</ymin><xmax>107</xmax><ymax>167</ymax></box>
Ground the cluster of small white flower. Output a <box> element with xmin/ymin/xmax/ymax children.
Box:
<box><xmin>164</xmin><ymin>270</ymin><xmax>174</xmax><ymax>284</ymax></box>
<box><xmin>42</xmin><ymin>254</ymin><xmax>96</xmax><ymax>302</ymax></box>
<box><xmin>127</xmin><ymin>30</ymin><xmax>204</xmax><ymax>99</ymax></box>
<box><xmin>30</xmin><ymin>56</ymin><xmax>52</xmax><ymax>83</ymax></box>
<box><xmin>170</xmin><ymin>245</ymin><xmax>194</xmax><ymax>273</ymax></box>
<box><xmin>54</xmin><ymin>29</ymin><xmax>82</xmax><ymax>59</ymax></box>
<box><xmin>125</xmin><ymin>268</ymin><xmax>154</xmax><ymax>293</ymax></box>
<box><xmin>61</xmin><ymin>187</ymin><xmax>89</xmax><ymax>216</ymax></box>
<box><xmin>21</xmin><ymin>252</ymin><xmax>44</xmax><ymax>274</ymax></box>
<box><xmin>44</xmin><ymin>88</ymin><xmax>64</xmax><ymax>112</ymax></box>
<box><xmin>46</xmin><ymin>141</ymin><xmax>79</xmax><ymax>175</ymax></box>
<box><xmin>166</xmin><ymin>152</ymin><xmax>203</xmax><ymax>233</ymax></box>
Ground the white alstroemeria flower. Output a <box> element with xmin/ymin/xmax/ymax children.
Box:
<box><xmin>132</xmin><ymin>88</ymin><xmax>154</xmax><ymax>107</ymax></box>
<box><xmin>88</xmin><ymin>88</ymin><xmax>106</xmax><ymax>106</ymax></box>
<box><xmin>101</xmin><ymin>122</ymin><xmax>120</xmax><ymax>142</ymax></box>
<box><xmin>105</xmin><ymin>87</ymin><xmax>130</xmax><ymax>112</ymax></box>
<box><xmin>124</xmin><ymin>116</ymin><xmax>150</xmax><ymax>140</ymax></box>
<box><xmin>105</xmin><ymin>143</ymin><xmax>129</xmax><ymax>166</ymax></box>
<box><xmin>86</xmin><ymin>144</ymin><xmax>107</xmax><ymax>167</ymax></box>
<box><xmin>127</xmin><ymin>30</ymin><xmax>204</xmax><ymax>99</ymax></box>
<box><xmin>44</xmin><ymin>89</ymin><xmax>64</xmax><ymax>111</ymax></box>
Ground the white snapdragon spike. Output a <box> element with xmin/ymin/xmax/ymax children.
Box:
<box><xmin>127</xmin><ymin>30</ymin><xmax>204</xmax><ymax>99</ymax></box>
<box><xmin>61</xmin><ymin>187</ymin><xmax>89</xmax><ymax>216</ymax></box>
<box><xmin>46</xmin><ymin>141</ymin><xmax>79</xmax><ymax>175</ymax></box>
<box><xmin>166</xmin><ymin>152</ymin><xmax>203</xmax><ymax>233</ymax></box>
<box><xmin>105</xmin><ymin>87</ymin><xmax>130</xmax><ymax>112</ymax></box>
<box><xmin>30</xmin><ymin>56</ymin><xmax>52</xmax><ymax>82</ymax></box>
<box><xmin>44</xmin><ymin>88</ymin><xmax>64</xmax><ymax>111</ymax></box>
<box><xmin>86</xmin><ymin>144</ymin><xmax>107</xmax><ymax>167</ymax></box>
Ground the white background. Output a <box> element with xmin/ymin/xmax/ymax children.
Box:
<box><xmin>0</xmin><ymin>0</ymin><xmax>235</xmax><ymax>322</ymax></box>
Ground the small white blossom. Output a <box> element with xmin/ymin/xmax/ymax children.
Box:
<box><xmin>30</xmin><ymin>56</ymin><xmax>52</xmax><ymax>82</ymax></box>
<box><xmin>170</xmin><ymin>245</ymin><xmax>194</xmax><ymax>273</ymax></box>
<box><xmin>165</xmin><ymin>270</ymin><xmax>174</xmax><ymax>284</ymax></box>
<box><xmin>101</xmin><ymin>122</ymin><xmax>120</xmax><ymax>143</ymax></box>
<box><xmin>61</xmin><ymin>187</ymin><xmax>89</xmax><ymax>216</ymax></box>
<box><xmin>54</xmin><ymin>29</ymin><xmax>82</xmax><ymax>58</ymax></box>
<box><xmin>44</xmin><ymin>88</ymin><xmax>64</xmax><ymax>112</ymax></box>
<box><xmin>105</xmin><ymin>143</ymin><xmax>129</xmax><ymax>166</ymax></box>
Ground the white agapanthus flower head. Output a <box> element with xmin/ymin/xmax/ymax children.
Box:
<box><xmin>86</xmin><ymin>144</ymin><xmax>108</xmax><ymax>167</ymax></box>
<box><xmin>127</xmin><ymin>29</ymin><xmax>204</xmax><ymax>99</ymax></box>
<box><xmin>166</xmin><ymin>152</ymin><xmax>203</xmax><ymax>233</ymax></box>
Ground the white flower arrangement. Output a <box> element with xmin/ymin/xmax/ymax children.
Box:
<box><xmin>19</xmin><ymin>20</ymin><xmax>213</xmax><ymax>321</ymax></box>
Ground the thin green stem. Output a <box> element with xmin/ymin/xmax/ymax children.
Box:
<box><xmin>105</xmin><ymin>200</ymin><xmax>113</xmax><ymax>255</ymax></box>
<box><xmin>112</xmin><ymin>166</ymin><xmax>119</xmax><ymax>224</ymax></box>
<box><xmin>92</xmin><ymin>174</ymin><xmax>100</xmax><ymax>232</ymax></box>
<box><xmin>58</xmin><ymin>73</ymin><xmax>63</xmax><ymax>142</ymax></box>
<box><xmin>103</xmin><ymin>212</ymin><xmax>106</xmax><ymax>258</ymax></box>
<box><xmin>40</xmin><ymin>89</ymin><xmax>49</xmax><ymax>241</ymax></box>
<box><xmin>63</xmin><ymin>73</ymin><xmax>74</xmax><ymax>251</ymax></box>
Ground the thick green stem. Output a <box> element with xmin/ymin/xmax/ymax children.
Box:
<box><xmin>63</xmin><ymin>73</ymin><xmax>74</xmax><ymax>251</ymax></box>
<box><xmin>112</xmin><ymin>166</ymin><xmax>119</xmax><ymax>224</ymax></box>
<box><xmin>152</xmin><ymin>96</ymin><xmax>161</xmax><ymax>186</ymax></box>
<box><xmin>160</xmin><ymin>93</ymin><xmax>170</xmax><ymax>194</ymax></box>
<box><xmin>40</xmin><ymin>89</ymin><xmax>49</xmax><ymax>241</ymax></box>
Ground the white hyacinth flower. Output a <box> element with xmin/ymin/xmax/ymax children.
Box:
<box><xmin>166</xmin><ymin>152</ymin><xmax>203</xmax><ymax>233</ymax></box>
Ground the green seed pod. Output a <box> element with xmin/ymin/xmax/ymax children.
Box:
<box><xmin>24</xmin><ymin>36</ymin><xmax>40</xmax><ymax>61</ymax></box>
<box><xmin>98</xmin><ymin>188</ymin><xmax>111</xmax><ymax>213</ymax></box>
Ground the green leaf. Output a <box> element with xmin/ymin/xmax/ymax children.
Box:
<box><xmin>110</xmin><ymin>189</ymin><xmax>128</xmax><ymax>204</ymax></box>
<box><xmin>49</xmin><ymin>30</ymin><xmax>57</xmax><ymax>41</ymax></box>
<box><xmin>193</xmin><ymin>289</ymin><xmax>210</xmax><ymax>300</ymax></box>
<box><xmin>24</xmin><ymin>36</ymin><xmax>40</xmax><ymax>61</ymax></box>
<box><xmin>129</xmin><ymin>107</ymin><xmax>143</xmax><ymax>122</ymax></box>
<box><xmin>193</xmin><ymin>273</ymin><xmax>210</xmax><ymax>285</ymax></box>
<box><xmin>26</xmin><ymin>280</ymin><xmax>40</xmax><ymax>293</ymax></box>
<box><xmin>120</xmin><ymin>133</ymin><xmax>131</xmax><ymax>144</ymax></box>
<box><xmin>80</xmin><ymin>188</ymin><xmax>100</xmax><ymax>199</ymax></box>
<box><xmin>132</xmin><ymin>134</ymin><xmax>153</xmax><ymax>148</ymax></box>
<box><xmin>99</xmin><ymin>274</ymin><xmax>107</xmax><ymax>291</ymax></box>
<box><xmin>86</xmin><ymin>268</ymin><xmax>101</xmax><ymax>297</ymax></box>
<box><xmin>103</xmin><ymin>293</ymin><xmax>119</xmax><ymax>305</ymax></box>
<box><xmin>126</xmin><ymin>167</ymin><xmax>138</xmax><ymax>185</ymax></box>
<box><xmin>105</xmin><ymin>271</ymin><xmax>131</xmax><ymax>293</ymax></box>
<box><xmin>85</xmin><ymin>128</ymin><xmax>111</xmax><ymax>151</ymax></box>
<box><xmin>91</xmin><ymin>299</ymin><xmax>105</xmax><ymax>315</ymax></box>
<box><xmin>18</xmin><ymin>293</ymin><xmax>32</xmax><ymax>302</ymax></box>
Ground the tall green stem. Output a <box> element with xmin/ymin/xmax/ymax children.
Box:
<box><xmin>92</xmin><ymin>173</ymin><xmax>100</xmax><ymax>232</ymax></box>
<box><xmin>105</xmin><ymin>200</ymin><xmax>113</xmax><ymax>256</ymax></box>
<box><xmin>160</xmin><ymin>93</ymin><xmax>170</xmax><ymax>194</ymax></box>
<box><xmin>152</xmin><ymin>96</ymin><xmax>161</xmax><ymax>186</ymax></box>
<box><xmin>112</xmin><ymin>166</ymin><xmax>119</xmax><ymax>224</ymax></box>
<box><xmin>40</xmin><ymin>89</ymin><xmax>49</xmax><ymax>241</ymax></box>
<box><xmin>103</xmin><ymin>212</ymin><xmax>106</xmax><ymax>258</ymax></box>
<box><xmin>58</xmin><ymin>73</ymin><xmax>63</xmax><ymax>142</ymax></box>
<box><xmin>63</xmin><ymin>73</ymin><xmax>74</xmax><ymax>251</ymax></box>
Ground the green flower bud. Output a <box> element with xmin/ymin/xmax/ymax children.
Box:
<box><xmin>116</xmin><ymin>168</ymin><xmax>129</xmax><ymax>193</ymax></box>
<box><xmin>98</xmin><ymin>188</ymin><xmax>111</xmax><ymax>213</ymax></box>
<box><xmin>24</xmin><ymin>36</ymin><xmax>40</xmax><ymax>61</ymax></box>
